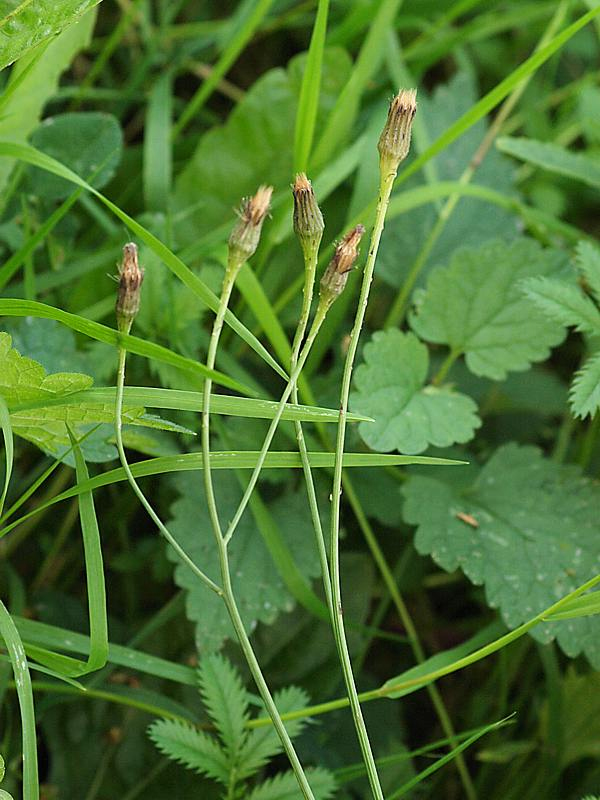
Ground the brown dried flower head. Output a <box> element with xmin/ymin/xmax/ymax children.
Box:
<box><xmin>116</xmin><ymin>242</ymin><xmax>144</xmax><ymax>332</ymax></box>
<box><xmin>229</xmin><ymin>185</ymin><xmax>273</xmax><ymax>264</ymax></box>
<box><xmin>320</xmin><ymin>224</ymin><xmax>366</xmax><ymax>306</ymax></box>
<box><xmin>378</xmin><ymin>88</ymin><xmax>417</xmax><ymax>167</ymax></box>
<box><xmin>292</xmin><ymin>173</ymin><xmax>324</xmax><ymax>254</ymax></box>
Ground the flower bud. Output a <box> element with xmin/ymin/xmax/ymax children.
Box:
<box><xmin>319</xmin><ymin>225</ymin><xmax>365</xmax><ymax>309</ymax></box>
<box><xmin>228</xmin><ymin>185</ymin><xmax>273</xmax><ymax>266</ymax></box>
<box><xmin>377</xmin><ymin>88</ymin><xmax>417</xmax><ymax>169</ymax></box>
<box><xmin>116</xmin><ymin>242</ymin><xmax>144</xmax><ymax>333</ymax></box>
<box><xmin>292</xmin><ymin>173</ymin><xmax>324</xmax><ymax>258</ymax></box>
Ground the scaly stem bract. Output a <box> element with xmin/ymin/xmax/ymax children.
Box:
<box><xmin>329</xmin><ymin>164</ymin><xmax>399</xmax><ymax>800</ymax></box>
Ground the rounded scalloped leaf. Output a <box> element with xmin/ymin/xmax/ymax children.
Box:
<box><xmin>402</xmin><ymin>443</ymin><xmax>600</xmax><ymax>668</ymax></box>
<box><xmin>410</xmin><ymin>237</ymin><xmax>569</xmax><ymax>380</ymax></box>
<box><xmin>351</xmin><ymin>329</ymin><xmax>480</xmax><ymax>454</ymax></box>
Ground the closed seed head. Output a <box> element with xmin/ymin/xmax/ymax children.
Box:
<box><xmin>378</xmin><ymin>88</ymin><xmax>417</xmax><ymax>167</ymax></box>
<box><xmin>116</xmin><ymin>242</ymin><xmax>144</xmax><ymax>332</ymax></box>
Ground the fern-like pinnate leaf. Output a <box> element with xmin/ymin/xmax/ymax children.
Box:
<box><xmin>576</xmin><ymin>240</ymin><xmax>600</xmax><ymax>305</ymax></box>
<box><xmin>147</xmin><ymin>718</ymin><xmax>229</xmax><ymax>784</ymax></box>
<box><xmin>402</xmin><ymin>443</ymin><xmax>600</xmax><ymax>667</ymax></box>
<box><xmin>570</xmin><ymin>351</ymin><xmax>600</xmax><ymax>418</ymax></box>
<box><xmin>351</xmin><ymin>330</ymin><xmax>480</xmax><ymax>454</ymax></box>
<box><xmin>197</xmin><ymin>653</ymin><xmax>249</xmax><ymax>757</ymax></box>
<box><xmin>238</xmin><ymin>686</ymin><xmax>310</xmax><ymax>781</ymax></box>
<box><xmin>410</xmin><ymin>238</ymin><xmax>568</xmax><ymax>380</ymax></box>
<box><xmin>521</xmin><ymin>277</ymin><xmax>600</xmax><ymax>335</ymax></box>
<box><xmin>247</xmin><ymin>767</ymin><xmax>336</xmax><ymax>800</ymax></box>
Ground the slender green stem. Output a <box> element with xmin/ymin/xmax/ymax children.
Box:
<box><xmin>201</xmin><ymin>265</ymin><xmax>316</xmax><ymax>800</ymax></box>
<box><xmin>329</xmin><ymin>164</ymin><xmax>399</xmax><ymax>800</ymax></box>
<box><xmin>114</xmin><ymin>346</ymin><xmax>222</xmax><ymax>596</ymax></box>
<box><xmin>290</xmin><ymin>248</ymin><xmax>334</xmax><ymax>612</ymax></box>
<box><xmin>222</xmin><ymin>304</ymin><xmax>328</xmax><ymax>546</ymax></box>
<box><xmin>201</xmin><ymin>266</ymin><xmax>237</xmax><ymax>544</ymax></box>
<box><xmin>432</xmin><ymin>348</ymin><xmax>461</xmax><ymax>385</ymax></box>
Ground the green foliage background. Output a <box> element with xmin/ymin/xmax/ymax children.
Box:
<box><xmin>0</xmin><ymin>0</ymin><xmax>600</xmax><ymax>798</ymax></box>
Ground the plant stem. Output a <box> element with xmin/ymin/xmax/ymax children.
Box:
<box><xmin>329</xmin><ymin>164</ymin><xmax>399</xmax><ymax>800</ymax></box>
<box><xmin>222</xmin><ymin>303</ymin><xmax>328</xmax><ymax>546</ymax></box>
<box><xmin>290</xmin><ymin>247</ymin><xmax>334</xmax><ymax>612</ymax></box>
<box><xmin>201</xmin><ymin>264</ymin><xmax>316</xmax><ymax>800</ymax></box>
<box><xmin>114</xmin><ymin>345</ymin><xmax>222</xmax><ymax>596</ymax></box>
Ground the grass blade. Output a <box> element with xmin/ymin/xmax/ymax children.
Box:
<box><xmin>8</xmin><ymin>386</ymin><xmax>372</xmax><ymax>424</ymax></box>
<box><xmin>173</xmin><ymin>0</ymin><xmax>275</xmax><ymax>137</ymax></box>
<box><xmin>0</xmin><ymin>452</ymin><xmax>465</xmax><ymax>539</ymax></box>
<box><xmin>0</xmin><ymin>298</ymin><xmax>249</xmax><ymax>395</ymax></box>
<box><xmin>293</xmin><ymin>0</ymin><xmax>329</xmax><ymax>172</ymax></box>
<box><xmin>311</xmin><ymin>0</ymin><xmax>403</xmax><ymax>170</ymax></box>
<box><xmin>389</xmin><ymin>716</ymin><xmax>514</xmax><ymax>798</ymax></box>
<box><xmin>143</xmin><ymin>72</ymin><xmax>172</xmax><ymax>212</ymax></box>
<box><xmin>0</xmin><ymin>141</ymin><xmax>287</xmax><ymax>379</ymax></box>
<box><xmin>497</xmin><ymin>135</ymin><xmax>600</xmax><ymax>190</ymax></box>
<box><xmin>0</xmin><ymin>600</ymin><xmax>38</xmax><ymax>800</ymax></box>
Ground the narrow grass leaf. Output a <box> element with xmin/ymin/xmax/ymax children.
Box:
<box><xmin>8</xmin><ymin>386</ymin><xmax>372</xmax><ymax>425</ymax></box>
<box><xmin>0</xmin><ymin>600</ymin><xmax>38</xmax><ymax>800</ymax></box>
<box><xmin>173</xmin><ymin>0</ymin><xmax>275</xmax><ymax>137</ymax></box>
<box><xmin>394</xmin><ymin>5</ymin><xmax>600</xmax><ymax>189</ymax></box>
<box><xmin>293</xmin><ymin>0</ymin><xmax>329</xmax><ymax>172</ymax></box>
<box><xmin>14</xmin><ymin>616</ymin><xmax>196</xmax><ymax>686</ymax></box>
<box><xmin>144</xmin><ymin>72</ymin><xmax>172</xmax><ymax>212</ymax></box>
<box><xmin>0</xmin><ymin>298</ymin><xmax>247</xmax><ymax>395</ymax></box>
<box><xmin>311</xmin><ymin>0</ymin><xmax>403</xmax><ymax>169</ymax></box>
<box><xmin>0</xmin><ymin>452</ymin><xmax>465</xmax><ymax>539</ymax></box>
<box><xmin>389</xmin><ymin>717</ymin><xmax>513</xmax><ymax>798</ymax></box>
<box><xmin>0</xmin><ymin>142</ymin><xmax>286</xmax><ymax>379</ymax></box>
<box><xmin>543</xmin><ymin>591</ymin><xmax>600</xmax><ymax>621</ymax></box>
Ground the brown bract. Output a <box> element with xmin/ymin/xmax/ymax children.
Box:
<box><xmin>229</xmin><ymin>185</ymin><xmax>273</xmax><ymax>263</ymax></box>
<box><xmin>320</xmin><ymin>224</ymin><xmax>366</xmax><ymax>304</ymax></box>
<box><xmin>378</xmin><ymin>88</ymin><xmax>417</xmax><ymax>167</ymax></box>
<box><xmin>116</xmin><ymin>242</ymin><xmax>144</xmax><ymax>331</ymax></box>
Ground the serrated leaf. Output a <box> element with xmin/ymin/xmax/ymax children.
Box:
<box><xmin>239</xmin><ymin>685</ymin><xmax>310</xmax><ymax>780</ymax></box>
<box><xmin>351</xmin><ymin>330</ymin><xmax>480</xmax><ymax>454</ymax></box>
<box><xmin>29</xmin><ymin>112</ymin><xmax>122</xmax><ymax>200</ymax></box>
<box><xmin>521</xmin><ymin>276</ymin><xmax>600</xmax><ymax>335</ymax></box>
<box><xmin>410</xmin><ymin>238</ymin><xmax>569</xmax><ymax>380</ymax></box>
<box><xmin>147</xmin><ymin>718</ymin><xmax>229</xmax><ymax>784</ymax></box>
<box><xmin>378</xmin><ymin>70</ymin><xmax>519</xmax><ymax>289</ymax></box>
<box><xmin>0</xmin><ymin>331</ymin><xmax>176</xmax><ymax>461</ymax></box>
<box><xmin>197</xmin><ymin>653</ymin><xmax>249</xmax><ymax>757</ymax></box>
<box><xmin>247</xmin><ymin>767</ymin><xmax>336</xmax><ymax>800</ymax></box>
<box><xmin>497</xmin><ymin>136</ymin><xmax>600</xmax><ymax>191</ymax></box>
<box><xmin>167</xmin><ymin>473</ymin><xmax>319</xmax><ymax>652</ymax></box>
<box><xmin>402</xmin><ymin>443</ymin><xmax>600</xmax><ymax>667</ymax></box>
<box><xmin>570</xmin><ymin>351</ymin><xmax>600</xmax><ymax>418</ymax></box>
<box><xmin>576</xmin><ymin>240</ymin><xmax>600</xmax><ymax>305</ymax></box>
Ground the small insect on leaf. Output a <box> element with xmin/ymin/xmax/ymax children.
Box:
<box><xmin>456</xmin><ymin>511</ymin><xmax>479</xmax><ymax>528</ymax></box>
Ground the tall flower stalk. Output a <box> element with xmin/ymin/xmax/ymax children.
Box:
<box><xmin>328</xmin><ymin>88</ymin><xmax>417</xmax><ymax>800</ymax></box>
